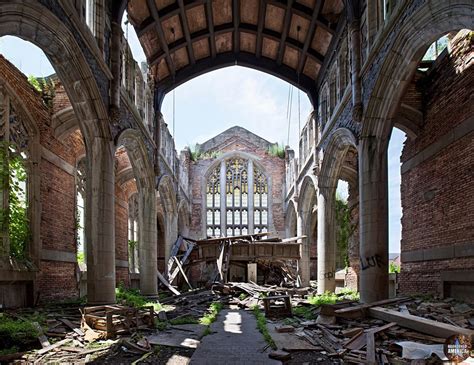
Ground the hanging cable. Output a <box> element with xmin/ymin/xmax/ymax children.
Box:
<box><xmin>296</xmin><ymin>25</ymin><xmax>301</xmax><ymax>136</ymax></box>
<box><xmin>286</xmin><ymin>84</ymin><xmax>292</xmax><ymax>146</ymax></box>
<box><xmin>171</xmin><ymin>27</ymin><xmax>176</xmax><ymax>140</ymax></box>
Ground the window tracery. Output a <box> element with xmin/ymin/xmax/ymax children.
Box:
<box><xmin>205</xmin><ymin>157</ymin><xmax>269</xmax><ymax>237</ymax></box>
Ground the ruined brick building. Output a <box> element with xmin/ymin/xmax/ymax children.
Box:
<box><xmin>0</xmin><ymin>0</ymin><xmax>472</xmax><ymax>309</ymax></box>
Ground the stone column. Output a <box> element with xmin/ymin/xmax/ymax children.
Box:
<box><xmin>317</xmin><ymin>186</ymin><xmax>336</xmax><ymax>294</ymax></box>
<box><xmin>110</xmin><ymin>22</ymin><xmax>123</xmax><ymax>109</ymax></box>
<box><xmin>86</xmin><ymin>137</ymin><xmax>116</xmax><ymax>304</ymax></box>
<box><xmin>0</xmin><ymin>88</ymin><xmax>9</xmax><ymax>259</ymax></box>
<box><xmin>139</xmin><ymin>187</ymin><xmax>157</xmax><ymax>296</ymax></box>
<box><xmin>297</xmin><ymin>212</ymin><xmax>310</xmax><ymax>286</ymax></box>
<box><xmin>358</xmin><ymin>136</ymin><xmax>389</xmax><ymax>303</ymax></box>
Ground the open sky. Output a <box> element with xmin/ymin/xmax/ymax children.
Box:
<box><xmin>0</xmin><ymin>19</ymin><xmax>406</xmax><ymax>253</ymax></box>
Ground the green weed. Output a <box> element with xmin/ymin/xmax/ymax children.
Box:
<box><xmin>252</xmin><ymin>306</ymin><xmax>276</xmax><ymax>349</ymax></box>
<box><xmin>115</xmin><ymin>284</ymin><xmax>162</xmax><ymax>312</ymax></box>
<box><xmin>199</xmin><ymin>302</ymin><xmax>223</xmax><ymax>326</ymax></box>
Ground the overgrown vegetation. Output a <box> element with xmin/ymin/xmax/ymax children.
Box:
<box><xmin>188</xmin><ymin>144</ymin><xmax>220</xmax><ymax>161</ymax></box>
<box><xmin>115</xmin><ymin>284</ymin><xmax>162</xmax><ymax>312</ymax></box>
<box><xmin>389</xmin><ymin>261</ymin><xmax>400</xmax><ymax>273</ymax></box>
<box><xmin>292</xmin><ymin>290</ymin><xmax>360</xmax><ymax>320</ymax></box>
<box><xmin>199</xmin><ymin>302</ymin><xmax>223</xmax><ymax>326</ymax></box>
<box><xmin>0</xmin><ymin>315</ymin><xmax>39</xmax><ymax>352</ymax></box>
<box><xmin>252</xmin><ymin>306</ymin><xmax>276</xmax><ymax>349</ymax></box>
<box><xmin>0</xmin><ymin>145</ymin><xmax>30</xmax><ymax>259</ymax></box>
<box><xmin>27</xmin><ymin>76</ymin><xmax>55</xmax><ymax>107</ymax></box>
<box><xmin>335</xmin><ymin>194</ymin><xmax>355</xmax><ymax>268</ymax></box>
<box><xmin>170</xmin><ymin>316</ymin><xmax>199</xmax><ymax>325</ymax></box>
<box><xmin>267</xmin><ymin>143</ymin><xmax>286</xmax><ymax>159</ymax></box>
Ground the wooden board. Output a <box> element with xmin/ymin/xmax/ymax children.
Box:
<box><xmin>268</xmin><ymin>325</ymin><xmax>321</xmax><ymax>351</ymax></box>
<box><xmin>369</xmin><ymin>307</ymin><xmax>474</xmax><ymax>341</ymax></box>
<box><xmin>334</xmin><ymin>297</ymin><xmax>411</xmax><ymax>318</ymax></box>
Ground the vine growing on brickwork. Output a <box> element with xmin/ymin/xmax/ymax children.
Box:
<box><xmin>0</xmin><ymin>142</ymin><xmax>30</xmax><ymax>258</ymax></box>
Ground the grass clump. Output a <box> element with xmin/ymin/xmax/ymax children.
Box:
<box><xmin>307</xmin><ymin>289</ymin><xmax>359</xmax><ymax>306</ymax></box>
<box><xmin>252</xmin><ymin>306</ymin><xmax>276</xmax><ymax>349</ymax></box>
<box><xmin>0</xmin><ymin>316</ymin><xmax>39</xmax><ymax>350</ymax></box>
<box><xmin>199</xmin><ymin>302</ymin><xmax>223</xmax><ymax>326</ymax></box>
<box><xmin>170</xmin><ymin>316</ymin><xmax>199</xmax><ymax>325</ymax></box>
<box><xmin>267</xmin><ymin>143</ymin><xmax>286</xmax><ymax>159</ymax></box>
<box><xmin>115</xmin><ymin>284</ymin><xmax>162</xmax><ymax>312</ymax></box>
<box><xmin>292</xmin><ymin>305</ymin><xmax>317</xmax><ymax>320</ymax></box>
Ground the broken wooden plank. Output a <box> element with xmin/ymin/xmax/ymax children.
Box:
<box><xmin>59</xmin><ymin>318</ymin><xmax>84</xmax><ymax>336</ymax></box>
<box><xmin>32</xmin><ymin>322</ymin><xmax>50</xmax><ymax>348</ymax></box>
<box><xmin>157</xmin><ymin>271</ymin><xmax>180</xmax><ymax>295</ymax></box>
<box><xmin>37</xmin><ymin>338</ymin><xmax>72</xmax><ymax>355</ymax></box>
<box><xmin>174</xmin><ymin>256</ymin><xmax>193</xmax><ymax>289</ymax></box>
<box><xmin>334</xmin><ymin>297</ymin><xmax>411</xmax><ymax>319</ymax></box>
<box><xmin>369</xmin><ymin>306</ymin><xmax>474</xmax><ymax>340</ymax></box>
<box><xmin>366</xmin><ymin>331</ymin><xmax>376</xmax><ymax>364</ymax></box>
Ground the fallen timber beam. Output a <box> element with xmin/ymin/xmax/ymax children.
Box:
<box><xmin>368</xmin><ymin>306</ymin><xmax>474</xmax><ymax>341</ymax></box>
<box><xmin>334</xmin><ymin>297</ymin><xmax>411</xmax><ymax>319</ymax></box>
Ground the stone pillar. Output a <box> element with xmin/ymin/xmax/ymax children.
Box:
<box><xmin>0</xmin><ymin>88</ymin><xmax>9</xmax><ymax>259</ymax></box>
<box><xmin>317</xmin><ymin>187</ymin><xmax>336</xmax><ymax>294</ymax></box>
<box><xmin>110</xmin><ymin>21</ymin><xmax>123</xmax><ymax>109</ymax></box>
<box><xmin>86</xmin><ymin>137</ymin><xmax>116</xmax><ymax>304</ymax></box>
<box><xmin>139</xmin><ymin>187</ymin><xmax>158</xmax><ymax>296</ymax></box>
<box><xmin>358</xmin><ymin>136</ymin><xmax>389</xmax><ymax>303</ymax></box>
<box><xmin>297</xmin><ymin>213</ymin><xmax>310</xmax><ymax>286</ymax></box>
<box><xmin>349</xmin><ymin>19</ymin><xmax>363</xmax><ymax>122</ymax></box>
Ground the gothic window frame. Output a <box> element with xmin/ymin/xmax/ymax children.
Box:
<box><xmin>0</xmin><ymin>85</ymin><xmax>40</xmax><ymax>261</ymax></box>
<box><xmin>75</xmin><ymin>156</ymin><xmax>87</xmax><ymax>267</ymax></box>
<box><xmin>203</xmin><ymin>153</ymin><xmax>271</xmax><ymax>238</ymax></box>
<box><xmin>128</xmin><ymin>192</ymin><xmax>140</xmax><ymax>273</ymax></box>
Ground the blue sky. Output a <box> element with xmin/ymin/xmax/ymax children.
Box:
<box><xmin>0</xmin><ymin>20</ymin><xmax>406</xmax><ymax>253</ymax></box>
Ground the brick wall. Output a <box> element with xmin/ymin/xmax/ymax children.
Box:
<box><xmin>399</xmin><ymin>32</ymin><xmax>474</xmax><ymax>296</ymax></box>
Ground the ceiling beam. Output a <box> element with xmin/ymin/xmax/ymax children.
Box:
<box><xmin>136</xmin><ymin>0</ymin><xmax>206</xmax><ymax>36</ymax></box>
<box><xmin>233</xmin><ymin>0</ymin><xmax>240</xmax><ymax>54</ymax></box>
<box><xmin>149</xmin><ymin>22</ymin><xmax>324</xmax><ymax>67</ymax></box>
<box><xmin>297</xmin><ymin>0</ymin><xmax>325</xmax><ymax>74</ymax></box>
<box><xmin>255</xmin><ymin>0</ymin><xmax>266</xmax><ymax>58</ymax></box>
<box><xmin>277</xmin><ymin>0</ymin><xmax>294</xmax><ymax>65</ymax></box>
<box><xmin>267</xmin><ymin>0</ymin><xmax>336</xmax><ymax>34</ymax></box>
<box><xmin>177</xmin><ymin>0</ymin><xmax>195</xmax><ymax>64</ymax></box>
<box><xmin>155</xmin><ymin>51</ymin><xmax>318</xmax><ymax>108</ymax></box>
<box><xmin>146</xmin><ymin>0</ymin><xmax>175</xmax><ymax>76</ymax></box>
<box><xmin>205</xmin><ymin>0</ymin><xmax>217</xmax><ymax>58</ymax></box>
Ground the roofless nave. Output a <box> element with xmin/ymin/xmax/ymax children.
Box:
<box><xmin>0</xmin><ymin>0</ymin><xmax>473</xmax><ymax>362</ymax></box>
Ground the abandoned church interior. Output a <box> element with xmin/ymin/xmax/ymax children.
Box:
<box><xmin>0</xmin><ymin>0</ymin><xmax>473</xmax><ymax>363</ymax></box>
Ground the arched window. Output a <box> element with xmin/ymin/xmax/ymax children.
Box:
<box><xmin>225</xmin><ymin>158</ymin><xmax>249</xmax><ymax>236</ymax></box>
<box><xmin>206</xmin><ymin>164</ymin><xmax>221</xmax><ymax>237</ymax></box>
<box><xmin>128</xmin><ymin>193</ymin><xmax>139</xmax><ymax>273</ymax></box>
<box><xmin>76</xmin><ymin>158</ymin><xmax>87</xmax><ymax>267</ymax></box>
<box><xmin>206</xmin><ymin>157</ymin><xmax>269</xmax><ymax>237</ymax></box>
<box><xmin>0</xmin><ymin>97</ymin><xmax>30</xmax><ymax>259</ymax></box>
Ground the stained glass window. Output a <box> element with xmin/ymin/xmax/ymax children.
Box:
<box><xmin>206</xmin><ymin>164</ymin><xmax>221</xmax><ymax>237</ymax></box>
<box><xmin>205</xmin><ymin>158</ymin><xmax>268</xmax><ymax>238</ymax></box>
<box><xmin>254</xmin><ymin>166</ymin><xmax>268</xmax><ymax>233</ymax></box>
<box><xmin>225</xmin><ymin>158</ymin><xmax>249</xmax><ymax>236</ymax></box>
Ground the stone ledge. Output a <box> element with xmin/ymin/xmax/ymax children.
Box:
<box><xmin>401</xmin><ymin>242</ymin><xmax>474</xmax><ymax>263</ymax></box>
<box><xmin>41</xmin><ymin>249</ymin><xmax>77</xmax><ymax>263</ymax></box>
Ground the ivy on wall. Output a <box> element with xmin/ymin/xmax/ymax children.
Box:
<box><xmin>335</xmin><ymin>195</ymin><xmax>355</xmax><ymax>268</ymax></box>
<box><xmin>0</xmin><ymin>144</ymin><xmax>30</xmax><ymax>259</ymax></box>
